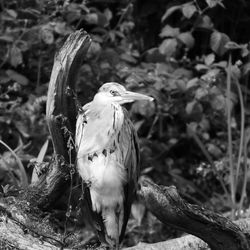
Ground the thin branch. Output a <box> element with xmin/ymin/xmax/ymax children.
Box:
<box><xmin>0</xmin><ymin>139</ymin><xmax>28</xmax><ymax>187</ymax></box>
<box><xmin>226</xmin><ymin>54</ymin><xmax>236</xmax><ymax>215</ymax></box>
<box><xmin>234</xmin><ymin>79</ymin><xmax>245</xmax><ymax>184</ymax></box>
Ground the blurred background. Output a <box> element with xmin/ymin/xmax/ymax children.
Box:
<box><xmin>1</xmin><ymin>0</ymin><xmax>250</xmax><ymax>247</ymax></box>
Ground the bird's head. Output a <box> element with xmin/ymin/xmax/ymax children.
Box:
<box><xmin>93</xmin><ymin>82</ymin><xmax>153</xmax><ymax>105</ymax></box>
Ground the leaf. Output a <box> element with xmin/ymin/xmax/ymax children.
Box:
<box><xmin>210</xmin><ymin>86</ymin><xmax>221</xmax><ymax>96</ymax></box>
<box><xmin>159</xmin><ymin>38</ymin><xmax>177</xmax><ymax>57</ymax></box>
<box><xmin>156</xmin><ymin>63</ymin><xmax>172</xmax><ymax>76</ymax></box>
<box><xmin>213</xmin><ymin>61</ymin><xmax>227</xmax><ymax>68</ymax></box>
<box><xmin>97</xmin><ymin>12</ymin><xmax>109</xmax><ymax>27</ymax></box>
<box><xmin>120</xmin><ymin>53</ymin><xmax>137</xmax><ymax>64</ymax></box>
<box><xmin>231</xmin><ymin>65</ymin><xmax>241</xmax><ymax>79</ymax></box>
<box><xmin>54</xmin><ymin>22</ymin><xmax>73</xmax><ymax>35</ymax></box>
<box><xmin>173</xmin><ymin>67</ymin><xmax>193</xmax><ymax>78</ymax></box>
<box><xmin>224</xmin><ymin>41</ymin><xmax>241</xmax><ymax>50</ymax></box>
<box><xmin>206</xmin><ymin>0</ymin><xmax>225</xmax><ymax>8</ymax></box>
<box><xmin>160</xmin><ymin>25</ymin><xmax>180</xmax><ymax>38</ymax></box>
<box><xmin>0</xmin><ymin>35</ymin><xmax>14</xmax><ymax>42</ymax></box>
<box><xmin>186</xmin><ymin>100</ymin><xmax>196</xmax><ymax>115</ymax></box>
<box><xmin>1</xmin><ymin>184</ymin><xmax>10</xmax><ymax>194</ymax></box>
<box><xmin>241</xmin><ymin>45</ymin><xmax>249</xmax><ymax>57</ymax></box>
<box><xmin>187</xmin><ymin>77</ymin><xmax>199</xmax><ymax>89</ymax></box>
<box><xmin>41</xmin><ymin>28</ymin><xmax>54</xmax><ymax>44</ymax></box>
<box><xmin>196</xmin><ymin>15</ymin><xmax>214</xmax><ymax>29</ymax></box>
<box><xmin>211</xmin><ymin>95</ymin><xmax>226</xmax><ymax>111</ymax></box>
<box><xmin>88</xmin><ymin>41</ymin><xmax>101</xmax><ymax>55</ymax></box>
<box><xmin>195</xmin><ymin>64</ymin><xmax>209</xmax><ymax>71</ymax></box>
<box><xmin>104</xmin><ymin>8</ymin><xmax>112</xmax><ymax>22</ymax></box>
<box><xmin>178</xmin><ymin>32</ymin><xmax>195</xmax><ymax>48</ymax></box>
<box><xmin>85</xmin><ymin>13</ymin><xmax>98</xmax><ymax>25</ymax></box>
<box><xmin>182</xmin><ymin>4</ymin><xmax>196</xmax><ymax>19</ymax></box>
<box><xmin>31</xmin><ymin>139</ymin><xmax>49</xmax><ymax>183</ymax></box>
<box><xmin>6</xmin><ymin>70</ymin><xmax>29</xmax><ymax>85</ymax></box>
<box><xmin>6</xmin><ymin>9</ymin><xmax>17</xmax><ymax>19</ymax></box>
<box><xmin>207</xmin><ymin>143</ymin><xmax>222</xmax><ymax>158</ymax></box>
<box><xmin>243</xmin><ymin>62</ymin><xmax>250</xmax><ymax>75</ymax></box>
<box><xmin>204</xmin><ymin>53</ymin><xmax>215</xmax><ymax>66</ymax></box>
<box><xmin>195</xmin><ymin>87</ymin><xmax>209</xmax><ymax>100</ymax></box>
<box><xmin>133</xmin><ymin>120</ymin><xmax>145</xmax><ymax>131</ymax></box>
<box><xmin>36</xmin><ymin>139</ymin><xmax>49</xmax><ymax>163</ymax></box>
<box><xmin>210</xmin><ymin>31</ymin><xmax>230</xmax><ymax>56</ymax></box>
<box><xmin>186</xmin><ymin>100</ymin><xmax>203</xmax><ymax>116</ymax></box>
<box><xmin>10</xmin><ymin>46</ymin><xmax>23</xmax><ymax>67</ymax></box>
<box><xmin>199</xmin><ymin>117</ymin><xmax>210</xmax><ymax>131</ymax></box>
<box><xmin>176</xmin><ymin>79</ymin><xmax>186</xmax><ymax>91</ymax></box>
<box><xmin>161</xmin><ymin>5</ymin><xmax>182</xmax><ymax>21</ymax></box>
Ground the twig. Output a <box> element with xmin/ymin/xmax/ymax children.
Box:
<box><xmin>238</xmin><ymin>129</ymin><xmax>250</xmax><ymax>212</ymax></box>
<box><xmin>234</xmin><ymin>79</ymin><xmax>245</xmax><ymax>183</ymax></box>
<box><xmin>146</xmin><ymin>112</ymin><xmax>159</xmax><ymax>139</ymax></box>
<box><xmin>226</xmin><ymin>54</ymin><xmax>236</xmax><ymax>216</ymax></box>
<box><xmin>0</xmin><ymin>139</ymin><xmax>28</xmax><ymax>187</ymax></box>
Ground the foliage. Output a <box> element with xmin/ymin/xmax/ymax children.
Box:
<box><xmin>1</xmin><ymin>0</ymin><xmax>250</xmax><ymax>246</ymax></box>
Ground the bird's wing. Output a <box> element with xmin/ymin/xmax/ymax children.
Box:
<box><xmin>75</xmin><ymin>102</ymin><xmax>107</xmax><ymax>238</ymax></box>
<box><xmin>119</xmin><ymin>108</ymin><xmax>140</xmax><ymax>241</ymax></box>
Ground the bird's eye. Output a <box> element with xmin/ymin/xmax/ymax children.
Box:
<box><xmin>110</xmin><ymin>90</ymin><xmax>119</xmax><ymax>96</ymax></box>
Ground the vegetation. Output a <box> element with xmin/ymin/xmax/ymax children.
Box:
<box><xmin>1</xmin><ymin>0</ymin><xmax>250</xmax><ymax>246</ymax></box>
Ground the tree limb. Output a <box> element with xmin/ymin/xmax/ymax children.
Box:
<box><xmin>134</xmin><ymin>178</ymin><xmax>250</xmax><ymax>250</ymax></box>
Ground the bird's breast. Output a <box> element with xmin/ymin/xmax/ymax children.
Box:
<box><xmin>77</xmin><ymin>146</ymin><xmax>127</xmax><ymax>211</ymax></box>
<box><xmin>76</xmin><ymin>102</ymin><xmax>127</xmax><ymax>199</ymax></box>
<box><xmin>77</xmin><ymin>103</ymin><xmax>124</xmax><ymax>156</ymax></box>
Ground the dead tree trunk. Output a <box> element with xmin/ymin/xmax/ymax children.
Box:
<box><xmin>0</xmin><ymin>30</ymin><xmax>250</xmax><ymax>250</ymax></box>
<box><xmin>27</xmin><ymin>30</ymin><xmax>91</xmax><ymax>210</ymax></box>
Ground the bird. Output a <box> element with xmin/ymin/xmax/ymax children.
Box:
<box><xmin>75</xmin><ymin>82</ymin><xmax>153</xmax><ymax>249</ymax></box>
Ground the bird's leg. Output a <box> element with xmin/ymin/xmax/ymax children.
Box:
<box><xmin>115</xmin><ymin>204</ymin><xmax>123</xmax><ymax>250</ymax></box>
<box><xmin>102</xmin><ymin>207</ymin><xmax>120</xmax><ymax>249</ymax></box>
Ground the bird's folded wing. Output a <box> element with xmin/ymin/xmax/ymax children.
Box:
<box><xmin>119</xmin><ymin>109</ymin><xmax>140</xmax><ymax>241</ymax></box>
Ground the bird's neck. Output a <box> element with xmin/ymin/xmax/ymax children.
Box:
<box><xmin>91</xmin><ymin>99</ymin><xmax>120</xmax><ymax>113</ymax></box>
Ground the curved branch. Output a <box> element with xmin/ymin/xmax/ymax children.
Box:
<box><xmin>29</xmin><ymin>30</ymin><xmax>91</xmax><ymax>209</ymax></box>
<box><xmin>137</xmin><ymin>179</ymin><xmax>250</xmax><ymax>250</ymax></box>
<box><xmin>46</xmin><ymin>29</ymin><xmax>91</xmax><ymax>162</ymax></box>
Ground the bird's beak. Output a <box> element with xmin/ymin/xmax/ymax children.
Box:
<box><xmin>120</xmin><ymin>91</ymin><xmax>154</xmax><ymax>103</ymax></box>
